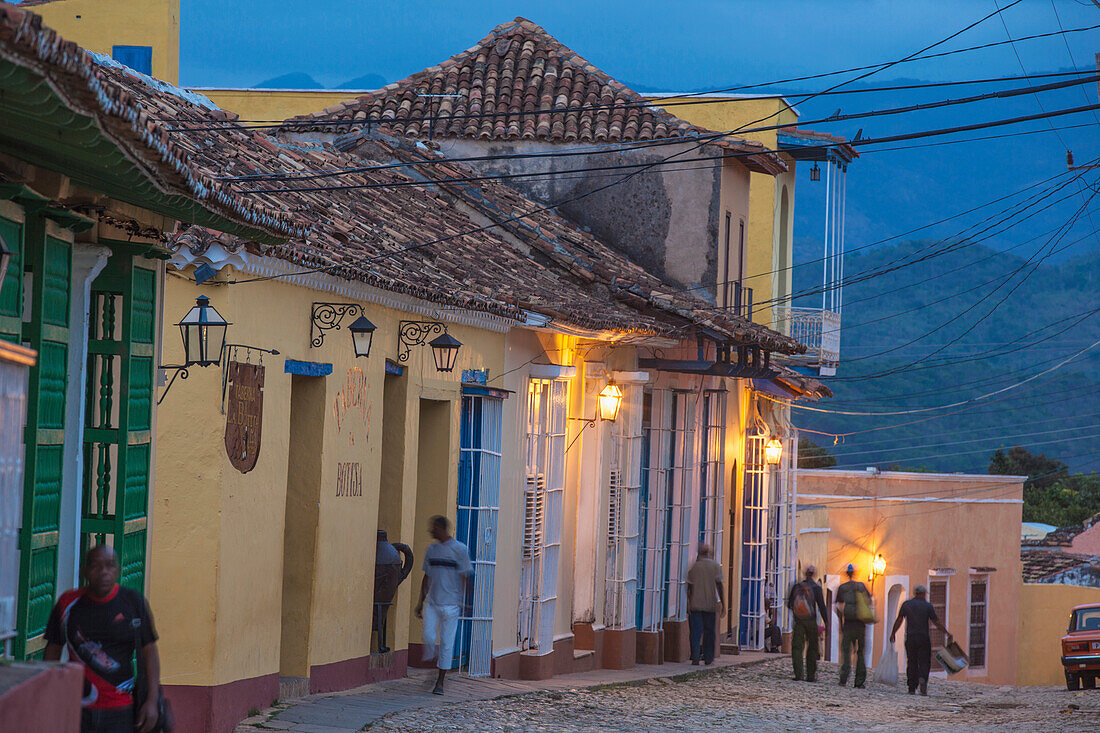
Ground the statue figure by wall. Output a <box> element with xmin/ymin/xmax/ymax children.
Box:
<box><xmin>374</xmin><ymin>529</ymin><xmax>414</xmax><ymax>653</ymax></box>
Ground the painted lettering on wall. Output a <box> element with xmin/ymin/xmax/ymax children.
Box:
<box><xmin>335</xmin><ymin>461</ymin><xmax>362</xmax><ymax>497</ymax></box>
<box><xmin>334</xmin><ymin>366</ymin><xmax>371</xmax><ymax>445</ymax></box>
<box><xmin>224</xmin><ymin>361</ymin><xmax>264</xmax><ymax>473</ymax></box>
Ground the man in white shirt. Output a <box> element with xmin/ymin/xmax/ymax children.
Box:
<box><xmin>415</xmin><ymin>515</ymin><xmax>473</xmax><ymax>695</ymax></box>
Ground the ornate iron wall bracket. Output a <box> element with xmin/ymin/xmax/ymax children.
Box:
<box><xmin>397</xmin><ymin>320</ymin><xmax>446</xmax><ymax>362</ymax></box>
<box><xmin>156</xmin><ymin>366</ymin><xmax>190</xmax><ymax>405</ymax></box>
<box><xmin>311</xmin><ymin>302</ymin><xmax>365</xmax><ymax>348</ymax></box>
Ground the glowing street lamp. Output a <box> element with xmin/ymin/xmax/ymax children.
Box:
<box><xmin>764</xmin><ymin>438</ymin><xmax>783</xmax><ymax>466</ymax></box>
<box><xmin>872</xmin><ymin>553</ymin><xmax>887</xmax><ymax>579</ymax></box>
<box><xmin>597</xmin><ymin>382</ymin><xmax>624</xmax><ymax>422</ymax></box>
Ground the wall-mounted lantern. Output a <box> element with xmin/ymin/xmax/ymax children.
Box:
<box><xmin>871</xmin><ymin>553</ymin><xmax>887</xmax><ymax>579</ymax></box>
<box><xmin>809</xmin><ymin>162</ymin><xmax>821</xmax><ymax>182</ymax></box>
<box><xmin>178</xmin><ymin>295</ymin><xmax>229</xmax><ymax>367</ymax></box>
<box><xmin>158</xmin><ymin>295</ymin><xmax>231</xmax><ymax>404</ymax></box>
<box><xmin>764</xmin><ymin>438</ymin><xmax>784</xmax><ymax>466</ymax></box>
<box><xmin>398</xmin><ymin>321</ymin><xmax>462</xmax><ymax>373</ymax></box>
<box><xmin>0</xmin><ymin>234</ymin><xmax>10</xmax><ymax>287</ymax></box>
<box><xmin>348</xmin><ymin>315</ymin><xmax>377</xmax><ymax>359</ymax></box>
<box><xmin>597</xmin><ymin>382</ymin><xmax>624</xmax><ymax>422</ymax></box>
<box><xmin>428</xmin><ymin>332</ymin><xmax>462</xmax><ymax>373</ymax></box>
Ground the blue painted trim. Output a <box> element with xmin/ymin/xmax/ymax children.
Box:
<box><xmin>461</xmin><ymin>384</ymin><xmax>511</xmax><ymax>399</ymax></box>
<box><xmin>385</xmin><ymin>360</ymin><xmax>404</xmax><ymax>376</ymax></box>
<box><xmin>284</xmin><ymin>359</ymin><xmax>332</xmax><ymax>377</ymax></box>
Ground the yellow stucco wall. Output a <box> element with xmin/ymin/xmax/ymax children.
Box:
<box><xmin>152</xmin><ymin>265</ymin><xmax>506</xmax><ymax>688</ymax></box>
<box><xmin>651</xmin><ymin>96</ymin><xmax>798</xmax><ymax>328</ymax></box>
<box><xmin>1017</xmin><ymin>583</ymin><xmax>1100</xmax><ymax>687</ymax></box>
<box><xmin>29</xmin><ymin>0</ymin><xmax>180</xmax><ymax>84</ymax></box>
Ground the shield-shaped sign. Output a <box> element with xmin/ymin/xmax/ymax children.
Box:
<box><xmin>225</xmin><ymin>361</ymin><xmax>264</xmax><ymax>473</ymax></box>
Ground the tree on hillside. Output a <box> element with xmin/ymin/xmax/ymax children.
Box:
<box><xmin>989</xmin><ymin>446</ymin><xmax>1099</xmax><ymax>526</ymax></box>
<box><xmin>798</xmin><ymin>436</ymin><xmax>837</xmax><ymax>469</ymax></box>
<box><xmin>989</xmin><ymin>446</ymin><xmax>1068</xmax><ymax>490</ymax></box>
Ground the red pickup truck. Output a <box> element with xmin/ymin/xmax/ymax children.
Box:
<box><xmin>1062</xmin><ymin>603</ymin><xmax>1100</xmax><ymax>691</ymax></box>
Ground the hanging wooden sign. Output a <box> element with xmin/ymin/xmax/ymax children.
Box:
<box><xmin>225</xmin><ymin>361</ymin><xmax>264</xmax><ymax>473</ymax></box>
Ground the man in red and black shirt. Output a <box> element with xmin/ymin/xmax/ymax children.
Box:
<box><xmin>45</xmin><ymin>544</ymin><xmax>163</xmax><ymax>733</ymax></box>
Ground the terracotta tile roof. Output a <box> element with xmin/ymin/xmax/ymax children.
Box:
<box><xmin>0</xmin><ymin>3</ymin><xmax>803</xmax><ymax>350</ymax></box>
<box><xmin>0</xmin><ymin>3</ymin><xmax>300</xmax><ymax>240</ymax></box>
<box><xmin>1021</xmin><ymin>548</ymin><xmax>1100</xmax><ymax>582</ymax></box>
<box><xmin>282</xmin><ymin>17</ymin><xmax>785</xmax><ymax>175</ymax></box>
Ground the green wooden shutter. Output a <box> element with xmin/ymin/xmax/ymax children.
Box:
<box><xmin>0</xmin><ymin>214</ymin><xmax>22</xmax><ymax>345</ymax></box>
<box><xmin>82</xmin><ymin>246</ymin><xmax>157</xmax><ymax>592</ymax></box>
<box><xmin>14</xmin><ymin>222</ymin><xmax>71</xmax><ymax>659</ymax></box>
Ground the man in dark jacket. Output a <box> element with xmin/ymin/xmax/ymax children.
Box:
<box><xmin>834</xmin><ymin>563</ymin><xmax>871</xmax><ymax>688</ymax></box>
<box><xmin>890</xmin><ymin>584</ymin><xmax>953</xmax><ymax>695</ymax></box>
<box><xmin>787</xmin><ymin>564</ymin><xmax>828</xmax><ymax>682</ymax></box>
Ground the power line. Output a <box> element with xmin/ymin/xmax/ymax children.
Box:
<box><xmin>232</xmin><ymin>76</ymin><xmax>1100</xmax><ymax>191</ymax></box>
<box><xmin>768</xmin><ymin>336</ymin><xmax>1100</xmax><ymax>416</ymax></box>
<box><xmin>834</xmin><ymin>189</ymin><xmax>1099</xmax><ymax>368</ymax></box>
<box><xmin>226</xmin><ymin>2</ymin><xmax>1063</xmax><ymax>294</ymax></box>
<box><xmin>824</xmin><ymin>422</ymin><xmax>1100</xmax><ymax>460</ymax></box>
<box><xmin>822</xmin><ymin>185</ymin><xmax>1099</xmax><ymax>381</ymax></box>
<box><xmin>195</xmin><ymin>69</ymin><xmax>1100</xmax><ymax>130</ymax></box>
<box><xmin>829</xmin><ymin>429</ymin><xmax>1100</xmax><ymax>469</ymax></box>
<box><xmin>173</xmin><ymin>15</ymin><xmax>1097</xmax><ymax>134</ymax></box>
<box><xmin>737</xmin><ymin>162</ymin><xmax>1096</xmax><ymax>318</ymax></box>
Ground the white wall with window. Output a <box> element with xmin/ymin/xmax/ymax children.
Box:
<box><xmin>636</xmin><ymin>389</ymin><xmax>670</xmax><ymax>633</ymax></box>
<box><xmin>518</xmin><ymin>376</ymin><xmax>568</xmax><ymax>655</ymax></box>
<box><xmin>605</xmin><ymin>383</ymin><xmax>643</xmax><ymax>630</ymax></box>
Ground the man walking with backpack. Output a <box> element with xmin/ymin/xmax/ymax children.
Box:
<box><xmin>835</xmin><ymin>563</ymin><xmax>872</xmax><ymax>688</ymax></box>
<box><xmin>787</xmin><ymin>565</ymin><xmax>828</xmax><ymax>681</ymax></box>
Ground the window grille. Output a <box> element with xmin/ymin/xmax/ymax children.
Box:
<box><xmin>605</xmin><ymin>387</ymin><xmax>641</xmax><ymax>629</ymax></box>
<box><xmin>453</xmin><ymin>395</ymin><xmax>502</xmax><ymax>677</ymax></box>
<box><xmin>765</xmin><ymin>435</ymin><xmax>797</xmax><ymax>634</ymax></box>
<box><xmin>636</xmin><ymin>390</ymin><xmax>670</xmax><ymax>632</ymax></box>
<box><xmin>739</xmin><ymin>430</ymin><xmax>767</xmax><ymax>649</ymax></box>
<box><xmin>518</xmin><ymin>378</ymin><xmax>566</xmax><ymax>654</ymax></box>
<box><xmin>663</xmin><ymin>390</ymin><xmax>696</xmax><ymax>622</ymax></box>
<box><xmin>968</xmin><ymin>578</ymin><xmax>987</xmax><ymax>668</ymax></box>
<box><xmin>697</xmin><ymin>390</ymin><xmax>726</xmax><ymax>557</ymax></box>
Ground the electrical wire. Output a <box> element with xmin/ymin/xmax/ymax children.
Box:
<box><xmin>830</xmin><ymin>186</ymin><xmax>1099</xmax><ymax>370</ymax></box>
<box><xmin>768</xmin><ymin>335</ymin><xmax>1100</xmax><ymax>416</ymax></box>
<box><xmin>172</xmin><ymin>14</ymin><xmax>1099</xmax><ymax>134</ymax></box>
<box><xmin>234</xmin><ymin>80</ymin><xmax>1100</xmax><ymax>193</ymax></box>
<box><xmin>215</xmin><ymin>73</ymin><xmax>1100</xmax><ymax>184</ymax></box>
<box><xmin>195</xmin><ymin>69</ymin><xmax>1100</xmax><ymax>131</ymax></box>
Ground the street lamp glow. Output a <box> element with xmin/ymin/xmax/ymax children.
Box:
<box><xmin>872</xmin><ymin>553</ymin><xmax>887</xmax><ymax>578</ymax></box>
<box><xmin>597</xmin><ymin>382</ymin><xmax>624</xmax><ymax>421</ymax></box>
<box><xmin>764</xmin><ymin>438</ymin><xmax>783</xmax><ymax>465</ymax></box>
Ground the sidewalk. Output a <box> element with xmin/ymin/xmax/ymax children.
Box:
<box><xmin>236</xmin><ymin>651</ymin><xmax>775</xmax><ymax>732</ymax></box>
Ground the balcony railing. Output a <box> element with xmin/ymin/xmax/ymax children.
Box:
<box><xmin>772</xmin><ymin>307</ymin><xmax>840</xmax><ymax>375</ymax></box>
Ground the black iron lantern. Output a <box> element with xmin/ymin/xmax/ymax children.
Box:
<box><xmin>348</xmin><ymin>315</ymin><xmax>377</xmax><ymax>358</ymax></box>
<box><xmin>0</xmin><ymin>233</ymin><xmax>10</xmax><ymax>288</ymax></box>
<box><xmin>428</xmin><ymin>332</ymin><xmax>462</xmax><ymax>373</ymax></box>
<box><xmin>177</xmin><ymin>295</ymin><xmax>229</xmax><ymax>367</ymax></box>
<box><xmin>809</xmin><ymin>162</ymin><xmax>821</xmax><ymax>182</ymax></box>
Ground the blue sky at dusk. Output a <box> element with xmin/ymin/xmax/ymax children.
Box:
<box><xmin>181</xmin><ymin>1</ymin><xmax>1098</xmax><ymax>89</ymax></box>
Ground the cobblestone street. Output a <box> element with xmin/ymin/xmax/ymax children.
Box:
<box><xmin>367</xmin><ymin>658</ymin><xmax>1099</xmax><ymax>732</ymax></box>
